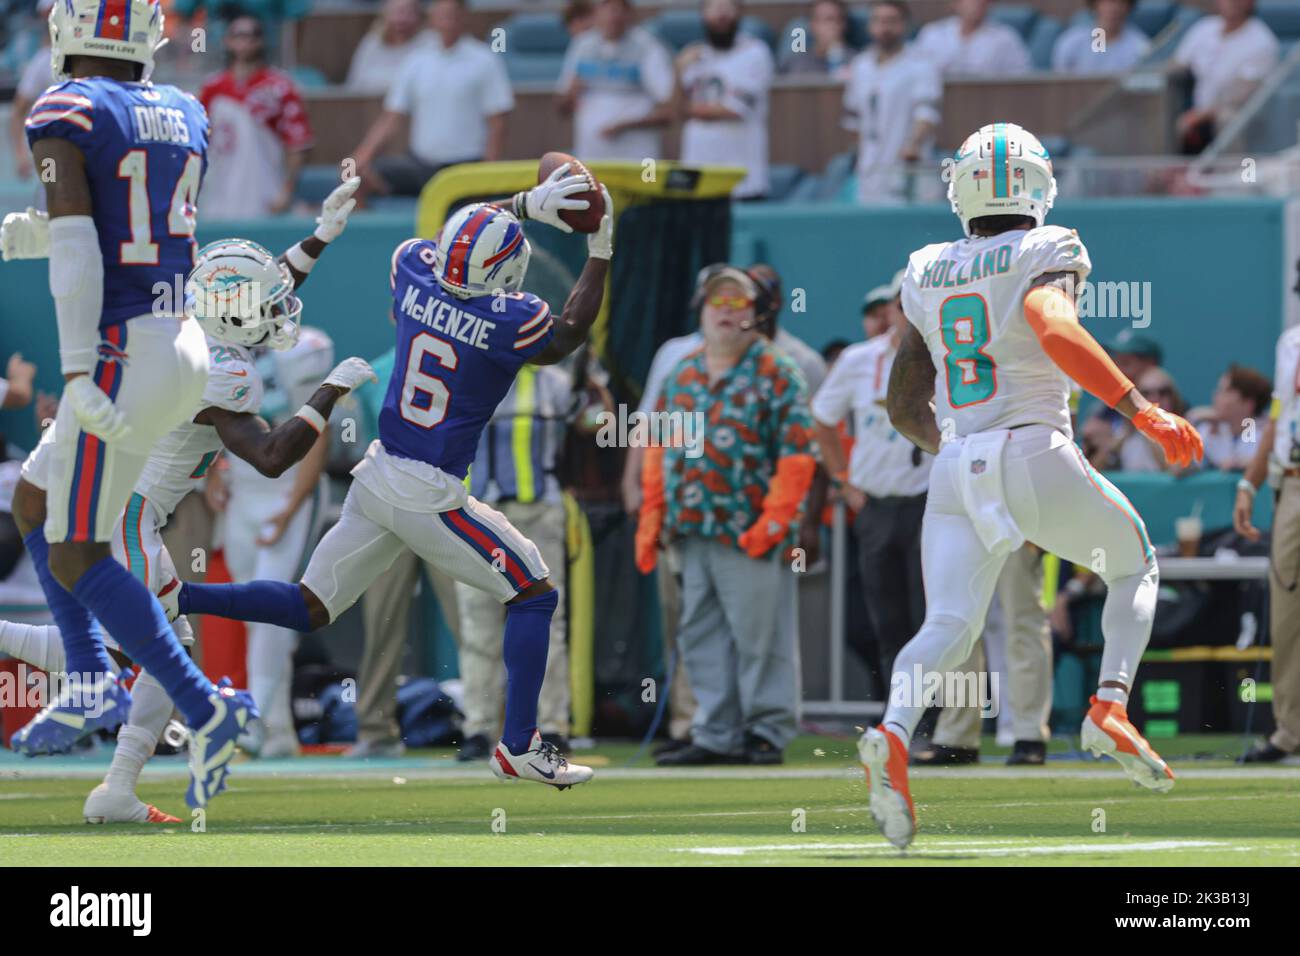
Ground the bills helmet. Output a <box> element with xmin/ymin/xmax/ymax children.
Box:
<box><xmin>49</xmin><ymin>0</ymin><xmax>167</xmax><ymax>82</ymax></box>
<box><xmin>948</xmin><ymin>122</ymin><xmax>1057</xmax><ymax>238</ymax></box>
<box><xmin>186</xmin><ymin>239</ymin><xmax>302</xmax><ymax>350</ymax></box>
<box><xmin>432</xmin><ymin>203</ymin><xmax>531</xmax><ymax>299</ymax></box>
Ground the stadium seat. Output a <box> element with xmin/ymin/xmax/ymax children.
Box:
<box><xmin>987</xmin><ymin>4</ymin><xmax>1039</xmax><ymax>42</ymax></box>
<box><xmin>504</xmin><ymin>53</ymin><xmax>567</xmax><ymax>84</ymax></box>
<box><xmin>1072</xmin><ymin>1</ymin><xmax>1179</xmax><ymax>38</ymax></box>
<box><xmin>1256</xmin><ymin>1</ymin><xmax>1300</xmax><ymax>44</ymax></box>
<box><xmin>1027</xmin><ymin>16</ymin><xmax>1064</xmax><ymax>71</ymax></box>
<box><xmin>295</xmin><ymin>165</ymin><xmax>343</xmax><ymax>205</ymax></box>
<box><xmin>646</xmin><ymin>11</ymin><xmax>776</xmax><ymax>52</ymax></box>
<box><xmin>766</xmin><ymin>163</ymin><xmax>807</xmax><ymax>201</ymax></box>
<box><xmin>289</xmin><ymin>65</ymin><xmax>328</xmax><ymax>90</ymax></box>
<box><xmin>788</xmin><ymin>150</ymin><xmax>857</xmax><ymax>202</ymax></box>
<box><xmin>499</xmin><ymin>12</ymin><xmax>570</xmax><ymax>56</ymax></box>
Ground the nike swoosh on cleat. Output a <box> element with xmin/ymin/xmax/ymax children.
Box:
<box><xmin>528</xmin><ymin>762</ymin><xmax>557</xmax><ymax>780</ymax></box>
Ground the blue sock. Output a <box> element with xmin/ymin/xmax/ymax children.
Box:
<box><xmin>501</xmin><ymin>589</ymin><xmax>558</xmax><ymax>754</ymax></box>
<box><xmin>72</xmin><ymin>557</ymin><xmax>214</xmax><ymax>727</ymax></box>
<box><xmin>24</xmin><ymin>528</ymin><xmax>113</xmax><ymax>676</ymax></box>
<box><xmin>179</xmin><ymin>580</ymin><xmax>312</xmax><ymax>632</ymax></box>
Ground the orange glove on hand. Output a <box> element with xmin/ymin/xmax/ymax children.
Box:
<box><xmin>738</xmin><ymin>454</ymin><xmax>816</xmax><ymax>559</ymax></box>
<box><xmin>1132</xmin><ymin>405</ymin><xmax>1204</xmax><ymax>468</ymax></box>
<box><xmin>635</xmin><ymin>445</ymin><xmax>666</xmax><ymax>574</ymax></box>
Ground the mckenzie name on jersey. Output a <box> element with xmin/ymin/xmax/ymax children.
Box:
<box><xmin>379</xmin><ymin>237</ymin><xmax>556</xmax><ymax>480</ymax></box>
<box><xmin>25</xmin><ymin>77</ymin><xmax>209</xmax><ymax>328</ymax></box>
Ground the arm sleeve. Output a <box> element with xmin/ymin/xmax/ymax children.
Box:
<box><xmin>1024</xmin><ymin>286</ymin><xmax>1133</xmax><ymax>408</ymax></box>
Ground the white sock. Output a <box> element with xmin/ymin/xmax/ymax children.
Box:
<box><xmin>0</xmin><ymin>620</ymin><xmax>66</xmax><ymax>672</ymax></box>
<box><xmin>1097</xmin><ymin>564</ymin><xmax>1159</xmax><ymax>708</ymax></box>
<box><xmin>247</xmin><ymin>623</ymin><xmax>297</xmax><ymax>739</ymax></box>
<box><xmin>103</xmin><ymin>669</ymin><xmax>173</xmax><ymax>794</ymax></box>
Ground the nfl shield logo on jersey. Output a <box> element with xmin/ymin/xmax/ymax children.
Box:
<box><xmin>971</xmin><ymin>458</ymin><xmax>987</xmax><ymax>475</ymax></box>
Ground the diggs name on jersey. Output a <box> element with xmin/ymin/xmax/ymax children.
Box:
<box><xmin>132</xmin><ymin>105</ymin><xmax>192</xmax><ymax>144</ymax></box>
<box><xmin>398</xmin><ymin>285</ymin><xmax>497</xmax><ymax>352</ymax></box>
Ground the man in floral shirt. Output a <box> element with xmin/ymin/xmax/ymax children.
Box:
<box><xmin>636</xmin><ymin>267</ymin><xmax>816</xmax><ymax>765</ymax></box>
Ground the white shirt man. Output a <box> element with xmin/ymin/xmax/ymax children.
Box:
<box><xmin>1052</xmin><ymin>22</ymin><xmax>1150</xmax><ymax>75</ymax></box>
<box><xmin>384</xmin><ymin>35</ymin><xmax>515</xmax><ymax>164</ymax></box>
<box><xmin>679</xmin><ymin>35</ymin><xmax>775</xmax><ymax>198</ymax></box>
<box><xmin>915</xmin><ymin>13</ymin><xmax>1032</xmax><ymax>76</ymax></box>
<box><xmin>812</xmin><ymin>333</ymin><xmax>931</xmax><ymax>498</ymax></box>
<box><xmin>843</xmin><ymin>47</ymin><xmax>942</xmax><ymax>203</ymax></box>
<box><xmin>559</xmin><ymin>25</ymin><xmax>675</xmax><ymax>161</ymax></box>
<box><xmin>1174</xmin><ymin>11</ymin><xmax>1280</xmax><ymax>114</ymax></box>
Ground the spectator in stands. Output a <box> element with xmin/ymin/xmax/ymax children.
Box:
<box><xmin>1052</xmin><ymin>0</ymin><xmax>1151</xmax><ymax>75</ymax></box>
<box><xmin>352</xmin><ymin>0</ymin><xmax>513</xmax><ymax>198</ymax></box>
<box><xmin>677</xmin><ymin>0</ymin><xmax>775</xmax><ymax>199</ymax></box>
<box><xmin>1172</xmin><ymin>0</ymin><xmax>1280</xmax><ymax>154</ymax></box>
<box><xmin>638</xmin><ymin>267</ymin><xmax>815</xmax><ymax>766</ymax></box>
<box><xmin>8</xmin><ymin>0</ymin><xmax>54</xmax><ymax>180</ymax></box>
<box><xmin>454</xmin><ymin>365</ymin><xmax>578</xmax><ymax>757</ymax></box>
<box><xmin>563</xmin><ymin>0</ymin><xmax>596</xmax><ymax>38</ymax></box>
<box><xmin>1235</xmin><ymin>289</ymin><xmax>1300</xmax><ymax>763</ymax></box>
<box><xmin>0</xmin><ymin>355</ymin><xmax>35</xmax><ymax>412</ymax></box>
<box><xmin>862</xmin><ymin>282</ymin><xmax>895</xmax><ymax>339</ymax></box>
<box><xmin>199</xmin><ymin>15</ymin><xmax>313</xmax><ymax>218</ymax></box>
<box><xmin>778</xmin><ymin>0</ymin><xmax>857</xmax><ymax>78</ymax></box>
<box><xmin>345</xmin><ymin>0</ymin><xmax>432</xmax><ymax>95</ymax></box>
<box><xmin>557</xmin><ymin>0</ymin><xmax>675</xmax><ymax>162</ymax></box>
<box><xmin>915</xmin><ymin>0</ymin><xmax>1031</xmax><ymax>77</ymax></box>
<box><xmin>1188</xmin><ymin>363</ymin><xmax>1272</xmax><ymax>471</ymax></box>
<box><xmin>345</xmin><ymin>347</ymin><xmax>463</xmax><ymax>759</ymax></box>
<box><xmin>843</xmin><ymin>0</ymin><xmax>941</xmax><ymax>204</ymax></box>
<box><xmin>811</xmin><ymin>272</ymin><xmax>930</xmax><ymax>685</ymax></box>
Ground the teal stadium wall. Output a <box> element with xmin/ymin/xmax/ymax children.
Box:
<box><xmin>0</xmin><ymin>198</ymin><xmax>1283</xmax><ymax>539</ymax></box>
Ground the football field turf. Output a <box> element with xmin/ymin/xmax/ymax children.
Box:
<box><xmin>1</xmin><ymin>736</ymin><xmax>1297</xmax><ymax>866</ymax></box>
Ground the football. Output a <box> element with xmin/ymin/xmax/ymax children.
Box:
<box><xmin>537</xmin><ymin>151</ymin><xmax>604</xmax><ymax>233</ymax></box>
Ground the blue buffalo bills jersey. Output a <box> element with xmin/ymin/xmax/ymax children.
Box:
<box><xmin>25</xmin><ymin>77</ymin><xmax>208</xmax><ymax>328</ymax></box>
<box><xmin>379</xmin><ymin>237</ymin><xmax>557</xmax><ymax>479</ymax></box>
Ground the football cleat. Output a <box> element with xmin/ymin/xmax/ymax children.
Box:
<box><xmin>1082</xmin><ymin>695</ymin><xmax>1175</xmax><ymax>792</ymax></box>
<box><xmin>490</xmin><ymin>731</ymin><xmax>594</xmax><ymax>790</ymax></box>
<box><xmin>9</xmin><ymin>672</ymin><xmax>131</xmax><ymax>755</ymax></box>
<box><xmin>186</xmin><ymin>679</ymin><xmax>259</xmax><ymax>809</ymax></box>
<box><xmin>83</xmin><ymin>783</ymin><xmax>180</xmax><ymax>824</ymax></box>
<box><xmin>859</xmin><ymin>725</ymin><xmax>916</xmax><ymax>850</ymax></box>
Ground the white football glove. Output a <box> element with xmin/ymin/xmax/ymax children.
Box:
<box><xmin>587</xmin><ymin>186</ymin><xmax>614</xmax><ymax>261</ymax></box>
<box><xmin>513</xmin><ymin>163</ymin><xmax>592</xmax><ymax>234</ymax></box>
<box><xmin>314</xmin><ymin>177</ymin><xmax>361</xmax><ymax>243</ymax></box>
<box><xmin>322</xmin><ymin>356</ymin><xmax>378</xmax><ymax>393</ymax></box>
<box><xmin>1</xmin><ymin>207</ymin><xmax>50</xmax><ymax>261</ymax></box>
<box><xmin>64</xmin><ymin>375</ymin><xmax>132</xmax><ymax>444</ymax></box>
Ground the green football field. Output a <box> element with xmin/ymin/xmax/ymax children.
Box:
<box><xmin>1</xmin><ymin>735</ymin><xmax>1297</xmax><ymax>866</ymax></box>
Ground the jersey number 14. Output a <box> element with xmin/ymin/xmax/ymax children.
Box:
<box><xmin>939</xmin><ymin>294</ymin><xmax>997</xmax><ymax>406</ymax></box>
<box><xmin>117</xmin><ymin>149</ymin><xmax>202</xmax><ymax>265</ymax></box>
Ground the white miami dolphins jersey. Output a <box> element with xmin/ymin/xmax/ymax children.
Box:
<box><xmin>227</xmin><ymin>326</ymin><xmax>334</xmax><ymax>487</ymax></box>
<box><xmin>133</xmin><ymin>339</ymin><xmax>263</xmax><ymax>516</ymax></box>
<box><xmin>900</xmin><ymin>224</ymin><xmax>1092</xmax><ymax>440</ymax></box>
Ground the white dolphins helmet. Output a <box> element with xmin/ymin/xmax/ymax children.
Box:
<box><xmin>948</xmin><ymin>122</ymin><xmax>1057</xmax><ymax>238</ymax></box>
<box><xmin>49</xmin><ymin>0</ymin><xmax>167</xmax><ymax>82</ymax></box>
<box><xmin>186</xmin><ymin>239</ymin><xmax>302</xmax><ymax>350</ymax></box>
<box><xmin>432</xmin><ymin>203</ymin><xmax>531</xmax><ymax>299</ymax></box>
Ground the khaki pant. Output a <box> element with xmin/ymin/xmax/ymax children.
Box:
<box><xmin>1268</xmin><ymin>475</ymin><xmax>1300</xmax><ymax>753</ymax></box>
<box><xmin>933</xmin><ymin>544</ymin><xmax>1053</xmax><ymax>748</ymax></box>
<box><xmin>454</xmin><ymin>500</ymin><xmax>570</xmax><ymax>739</ymax></box>
<box><xmin>658</xmin><ymin>543</ymin><xmax>698</xmax><ymax>741</ymax></box>
<box><xmin>356</xmin><ymin>550</ymin><xmax>463</xmax><ymax>747</ymax></box>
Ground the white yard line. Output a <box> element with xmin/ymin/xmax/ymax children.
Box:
<box><xmin>675</xmin><ymin>839</ymin><xmax>1229</xmax><ymax>858</ymax></box>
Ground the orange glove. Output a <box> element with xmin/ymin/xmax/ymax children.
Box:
<box><xmin>1132</xmin><ymin>405</ymin><xmax>1204</xmax><ymax>468</ymax></box>
<box><xmin>635</xmin><ymin>445</ymin><xmax>666</xmax><ymax>574</ymax></box>
<box><xmin>738</xmin><ymin>453</ymin><xmax>816</xmax><ymax>559</ymax></box>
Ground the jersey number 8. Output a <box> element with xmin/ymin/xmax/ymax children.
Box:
<box><xmin>939</xmin><ymin>293</ymin><xmax>997</xmax><ymax>407</ymax></box>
